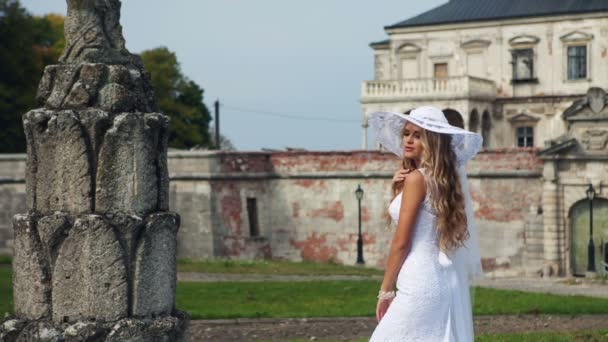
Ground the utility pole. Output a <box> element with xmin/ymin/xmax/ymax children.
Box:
<box><xmin>214</xmin><ymin>99</ymin><xmax>220</xmax><ymax>150</ymax></box>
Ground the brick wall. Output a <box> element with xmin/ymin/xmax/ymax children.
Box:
<box><xmin>0</xmin><ymin>149</ymin><xmax>544</xmax><ymax>275</ymax></box>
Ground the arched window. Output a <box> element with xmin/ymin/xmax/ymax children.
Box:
<box><xmin>469</xmin><ymin>109</ymin><xmax>479</xmax><ymax>133</ymax></box>
<box><xmin>443</xmin><ymin>108</ymin><xmax>464</xmax><ymax>129</ymax></box>
<box><xmin>481</xmin><ymin>110</ymin><xmax>491</xmax><ymax>147</ymax></box>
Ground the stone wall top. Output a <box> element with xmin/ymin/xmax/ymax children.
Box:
<box><xmin>469</xmin><ymin>148</ymin><xmax>543</xmax><ymax>174</ymax></box>
<box><xmin>0</xmin><ymin>148</ymin><xmax>544</xmax><ymax>181</ymax></box>
<box><xmin>1</xmin><ymin>149</ymin><xmax>544</xmax><ymax>181</ymax></box>
<box><xmin>167</xmin><ymin>149</ymin><xmax>543</xmax><ymax>178</ymax></box>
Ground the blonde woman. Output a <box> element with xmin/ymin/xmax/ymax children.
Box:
<box><xmin>368</xmin><ymin>106</ymin><xmax>483</xmax><ymax>341</ymax></box>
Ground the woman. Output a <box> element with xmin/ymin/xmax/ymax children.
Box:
<box><xmin>368</xmin><ymin>106</ymin><xmax>483</xmax><ymax>341</ymax></box>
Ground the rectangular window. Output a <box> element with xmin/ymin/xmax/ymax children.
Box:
<box><xmin>433</xmin><ymin>63</ymin><xmax>448</xmax><ymax>79</ymax></box>
<box><xmin>246</xmin><ymin>198</ymin><xmax>260</xmax><ymax>237</ymax></box>
<box><xmin>516</xmin><ymin>126</ymin><xmax>534</xmax><ymax>147</ymax></box>
<box><xmin>567</xmin><ymin>46</ymin><xmax>587</xmax><ymax>80</ymax></box>
<box><xmin>511</xmin><ymin>49</ymin><xmax>534</xmax><ymax>81</ymax></box>
<box><xmin>433</xmin><ymin>63</ymin><xmax>448</xmax><ymax>90</ymax></box>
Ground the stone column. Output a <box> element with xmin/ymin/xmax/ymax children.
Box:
<box><xmin>0</xmin><ymin>1</ymin><xmax>189</xmax><ymax>340</ymax></box>
<box><xmin>541</xmin><ymin>161</ymin><xmax>561</xmax><ymax>276</ymax></box>
<box><xmin>362</xmin><ymin>115</ymin><xmax>369</xmax><ymax>150</ymax></box>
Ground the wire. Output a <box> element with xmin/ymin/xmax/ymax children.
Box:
<box><xmin>221</xmin><ymin>104</ymin><xmax>361</xmax><ymax>123</ymax></box>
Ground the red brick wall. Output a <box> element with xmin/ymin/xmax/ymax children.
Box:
<box><xmin>173</xmin><ymin>149</ymin><xmax>544</xmax><ymax>275</ymax></box>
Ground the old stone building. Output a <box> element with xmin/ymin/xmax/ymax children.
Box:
<box><xmin>359</xmin><ymin>0</ymin><xmax>608</xmax><ymax>277</ymax></box>
<box><xmin>361</xmin><ymin>0</ymin><xmax>608</xmax><ymax>150</ymax></box>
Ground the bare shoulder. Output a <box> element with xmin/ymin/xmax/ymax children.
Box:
<box><xmin>403</xmin><ymin>169</ymin><xmax>425</xmax><ymax>188</ymax></box>
<box><xmin>401</xmin><ymin>169</ymin><xmax>426</xmax><ymax>197</ymax></box>
<box><xmin>400</xmin><ymin>169</ymin><xmax>426</xmax><ymax>208</ymax></box>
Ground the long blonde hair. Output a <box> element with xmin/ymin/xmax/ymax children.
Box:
<box><xmin>391</xmin><ymin>123</ymin><xmax>469</xmax><ymax>252</ymax></box>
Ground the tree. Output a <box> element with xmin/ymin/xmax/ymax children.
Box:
<box><xmin>0</xmin><ymin>6</ymin><xmax>214</xmax><ymax>152</ymax></box>
<box><xmin>140</xmin><ymin>47</ymin><xmax>213</xmax><ymax>150</ymax></box>
<box><xmin>0</xmin><ymin>0</ymin><xmax>64</xmax><ymax>153</ymax></box>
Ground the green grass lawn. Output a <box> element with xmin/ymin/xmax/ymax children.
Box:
<box><xmin>0</xmin><ymin>255</ymin><xmax>11</xmax><ymax>265</ymax></box>
<box><xmin>0</xmin><ymin>268</ymin><xmax>13</xmax><ymax>316</ymax></box>
<box><xmin>177</xmin><ymin>259</ymin><xmax>384</xmax><ymax>276</ymax></box>
<box><xmin>2</xmin><ymin>268</ymin><xmax>608</xmax><ymax>319</ymax></box>
<box><xmin>175</xmin><ymin>281</ymin><xmax>608</xmax><ymax>319</ymax></box>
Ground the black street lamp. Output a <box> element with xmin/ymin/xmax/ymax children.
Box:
<box><xmin>586</xmin><ymin>183</ymin><xmax>596</xmax><ymax>273</ymax></box>
<box><xmin>355</xmin><ymin>184</ymin><xmax>365</xmax><ymax>265</ymax></box>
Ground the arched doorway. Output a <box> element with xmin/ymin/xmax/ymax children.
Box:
<box><xmin>443</xmin><ymin>108</ymin><xmax>464</xmax><ymax>129</ymax></box>
<box><xmin>570</xmin><ymin>198</ymin><xmax>608</xmax><ymax>276</ymax></box>
<box><xmin>481</xmin><ymin>110</ymin><xmax>491</xmax><ymax>147</ymax></box>
<box><xmin>469</xmin><ymin>109</ymin><xmax>479</xmax><ymax>133</ymax></box>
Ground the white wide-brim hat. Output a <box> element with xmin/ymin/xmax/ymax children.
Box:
<box><xmin>368</xmin><ymin>106</ymin><xmax>483</xmax><ymax>165</ymax></box>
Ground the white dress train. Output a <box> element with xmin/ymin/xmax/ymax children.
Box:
<box><xmin>370</xmin><ymin>169</ymin><xmax>473</xmax><ymax>342</ymax></box>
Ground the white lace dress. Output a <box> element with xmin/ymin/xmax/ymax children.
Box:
<box><xmin>370</xmin><ymin>169</ymin><xmax>464</xmax><ymax>342</ymax></box>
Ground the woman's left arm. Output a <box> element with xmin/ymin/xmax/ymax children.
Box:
<box><xmin>376</xmin><ymin>170</ymin><xmax>426</xmax><ymax>321</ymax></box>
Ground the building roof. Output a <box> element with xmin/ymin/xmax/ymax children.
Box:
<box><xmin>386</xmin><ymin>0</ymin><xmax>608</xmax><ymax>30</ymax></box>
<box><xmin>369</xmin><ymin>39</ymin><xmax>389</xmax><ymax>46</ymax></box>
<box><xmin>369</xmin><ymin>39</ymin><xmax>390</xmax><ymax>49</ymax></box>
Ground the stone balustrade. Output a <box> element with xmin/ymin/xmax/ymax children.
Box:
<box><xmin>361</xmin><ymin>76</ymin><xmax>497</xmax><ymax>101</ymax></box>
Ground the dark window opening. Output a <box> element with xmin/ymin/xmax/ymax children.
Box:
<box><xmin>516</xmin><ymin>126</ymin><xmax>534</xmax><ymax>147</ymax></box>
<box><xmin>567</xmin><ymin>46</ymin><xmax>587</xmax><ymax>80</ymax></box>
<box><xmin>481</xmin><ymin>111</ymin><xmax>491</xmax><ymax>148</ymax></box>
<box><xmin>511</xmin><ymin>49</ymin><xmax>537</xmax><ymax>83</ymax></box>
<box><xmin>469</xmin><ymin>109</ymin><xmax>479</xmax><ymax>133</ymax></box>
<box><xmin>246</xmin><ymin>198</ymin><xmax>260</xmax><ymax>237</ymax></box>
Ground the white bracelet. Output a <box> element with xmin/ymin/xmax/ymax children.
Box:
<box><xmin>377</xmin><ymin>290</ymin><xmax>396</xmax><ymax>300</ymax></box>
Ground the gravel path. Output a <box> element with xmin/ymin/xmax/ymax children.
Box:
<box><xmin>188</xmin><ymin>315</ymin><xmax>608</xmax><ymax>341</ymax></box>
<box><xmin>475</xmin><ymin>277</ymin><xmax>608</xmax><ymax>298</ymax></box>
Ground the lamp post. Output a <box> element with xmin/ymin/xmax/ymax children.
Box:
<box><xmin>586</xmin><ymin>183</ymin><xmax>596</xmax><ymax>273</ymax></box>
<box><xmin>355</xmin><ymin>184</ymin><xmax>365</xmax><ymax>265</ymax></box>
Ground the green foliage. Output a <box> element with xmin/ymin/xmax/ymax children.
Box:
<box><xmin>140</xmin><ymin>47</ymin><xmax>213</xmax><ymax>149</ymax></box>
<box><xmin>0</xmin><ymin>268</ymin><xmax>12</xmax><ymax>316</ymax></box>
<box><xmin>0</xmin><ymin>3</ymin><xmax>212</xmax><ymax>152</ymax></box>
<box><xmin>0</xmin><ymin>0</ymin><xmax>64</xmax><ymax>153</ymax></box>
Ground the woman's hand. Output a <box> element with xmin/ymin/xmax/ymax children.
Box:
<box><xmin>392</xmin><ymin>168</ymin><xmax>411</xmax><ymax>185</ymax></box>
<box><xmin>376</xmin><ymin>297</ymin><xmax>394</xmax><ymax>322</ymax></box>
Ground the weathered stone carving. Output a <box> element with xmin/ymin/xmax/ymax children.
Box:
<box><xmin>36</xmin><ymin>63</ymin><xmax>158</xmax><ymax>114</ymax></box>
<box><xmin>588</xmin><ymin>87</ymin><xmax>606</xmax><ymax>114</ymax></box>
<box><xmin>133</xmin><ymin>213</ymin><xmax>179</xmax><ymax>317</ymax></box>
<box><xmin>61</xmin><ymin>0</ymin><xmax>137</xmax><ymax>66</ymax></box>
<box><xmin>563</xmin><ymin>87</ymin><xmax>608</xmax><ymax>120</ymax></box>
<box><xmin>3</xmin><ymin>0</ymin><xmax>188</xmax><ymax>340</ymax></box>
<box><xmin>96</xmin><ymin>113</ymin><xmax>168</xmax><ymax>216</ymax></box>
<box><xmin>12</xmin><ymin>215</ymin><xmax>51</xmax><ymax>321</ymax></box>
<box><xmin>52</xmin><ymin>216</ymin><xmax>129</xmax><ymax>323</ymax></box>
<box><xmin>23</xmin><ymin>109</ymin><xmax>93</xmax><ymax>214</ymax></box>
<box><xmin>581</xmin><ymin>129</ymin><xmax>608</xmax><ymax>151</ymax></box>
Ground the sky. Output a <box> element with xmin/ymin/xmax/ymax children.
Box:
<box><xmin>22</xmin><ymin>0</ymin><xmax>446</xmax><ymax>151</ymax></box>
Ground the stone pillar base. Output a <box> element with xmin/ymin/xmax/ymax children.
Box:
<box><xmin>0</xmin><ymin>311</ymin><xmax>189</xmax><ymax>342</ymax></box>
